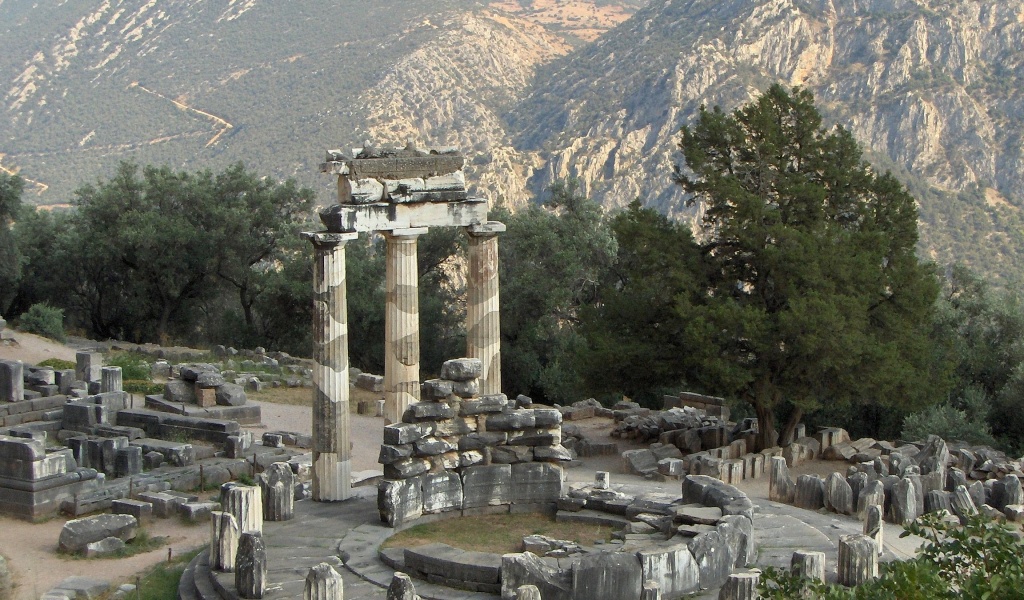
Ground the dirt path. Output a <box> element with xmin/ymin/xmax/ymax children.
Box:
<box><xmin>0</xmin><ymin>330</ymin><xmax>78</xmax><ymax>365</ymax></box>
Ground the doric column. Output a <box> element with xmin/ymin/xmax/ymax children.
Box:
<box><xmin>384</xmin><ymin>228</ymin><xmax>427</xmax><ymax>424</ymax></box>
<box><xmin>303</xmin><ymin>231</ymin><xmax>357</xmax><ymax>502</ymax></box>
<box><xmin>465</xmin><ymin>221</ymin><xmax>505</xmax><ymax>396</ymax></box>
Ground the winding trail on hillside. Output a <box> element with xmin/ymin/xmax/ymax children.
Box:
<box><xmin>130</xmin><ymin>82</ymin><xmax>234</xmax><ymax>147</ymax></box>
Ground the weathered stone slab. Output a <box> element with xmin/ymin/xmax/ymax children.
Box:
<box><xmin>421</xmin><ymin>471</ymin><xmax>463</xmax><ymax>514</ymax></box>
<box><xmin>573</xmin><ymin>552</ymin><xmax>643</xmax><ymax>600</ymax></box>
<box><xmin>378</xmin><ymin>477</ymin><xmax>423</xmax><ymax>527</ymax></box>
<box><xmin>235</xmin><ymin>531</ymin><xmax>266</xmax><ymax>599</ymax></box>
<box><xmin>500</xmin><ymin>552</ymin><xmax>572</xmax><ymax>600</ymax></box>
<box><xmin>637</xmin><ymin>543</ymin><xmax>698</xmax><ymax>598</ymax></box>
<box><xmin>794</xmin><ymin>475</ymin><xmax>824</xmax><ymax>510</ymax></box>
<box><xmin>511</xmin><ymin>462</ymin><xmax>562</xmax><ymax>505</ymax></box>
<box><xmin>689</xmin><ymin>530</ymin><xmax>733</xmax><ymax>590</ymax></box>
<box><xmin>58</xmin><ymin>514</ymin><xmax>138</xmax><ymax>553</ymax></box>
<box><xmin>463</xmin><ymin>464</ymin><xmax>512</xmax><ymax>508</ymax></box>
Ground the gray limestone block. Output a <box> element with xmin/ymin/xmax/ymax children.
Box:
<box><xmin>509</xmin><ymin>432</ymin><xmax>558</xmax><ymax>447</ymax></box>
<box><xmin>458</xmin><ymin>431</ymin><xmax>508</xmax><ymax>452</ymax></box>
<box><xmin>485</xmin><ymin>409</ymin><xmax>536</xmax><ymax>431</ymax></box>
<box><xmin>403</xmin><ymin>401</ymin><xmax>455</xmax><ymax>422</ymax></box>
<box><xmin>460</xmin><ymin>394</ymin><xmax>510</xmax><ymax>416</ymax></box>
<box><xmin>925</xmin><ymin>490</ymin><xmax>951</xmax><ymax>514</ymax></box>
<box><xmin>383</xmin><ymin>457</ymin><xmax>431</xmax><ymax>480</ymax></box>
<box><xmin>572</xmin><ymin>551</ymin><xmax>643</xmax><ymax>600</ymax></box>
<box><xmin>196</xmin><ymin>372</ymin><xmax>227</xmax><ymax>389</ymax></box>
<box><xmin>460</xmin><ymin>450</ymin><xmax>485</xmax><ymax>468</ymax></box>
<box><xmin>164</xmin><ymin>379</ymin><xmax>196</xmax><ymax>404</ymax></box>
<box><xmin>235</xmin><ymin>531</ymin><xmax>267</xmax><ymax>599</ymax></box>
<box><xmin>623</xmin><ymin>449</ymin><xmax>659</xmax><ymax>475</ymax></box>
<box><xmin>824</xmin><ymin>472</ymin><xmax>854</xmax><ymax>515</ymax></box>
<box><xmin>637</xmin><ymin>543</ymin><xmax>699</xmax><ymax>598</ymax></box>
<box><xmin>355</xmin><ymin>373</ymin><xmax>384</xmax><ymax>392</ymax></box>
<box><xmin>440</xmin><ymin>358</ymin><xmax>483</xmax><ymax>382</ymax></box>
<box><xmin>378</xmin><ymin>444</ymin><xmax>413</xmax><ymax>465</ymax></box>
<box><xmin>794</xmin><ymin>475</ymin><xmax>825</xmax><ymax>511</ymax></box>
<box><xmin>651</xmin><ymin>444</ymin><xmax>684</xmax><ymax>461</ymax></box>
<box><xmin>453</xmin><ymin>379</ymin><xmax>480</xmax><ymax>399</ymax></box>
<box><xmin>421</xmin><ymin>379</ymin><xmax>454</xmax><ymax>400</ymax></box>
<box><xmin>511</xmin><ymin>462</ymin><xmax>562</xmax><ymax>504</ymax></box>
<box><xmin>59</xmin><ymin>513</ymin><xmax>139</xmax><ymax>553</ymax></box>
<box><xmin>378</xmin><ymin>477</ymin><xmax>423</xmax><ymax>527</ymax></box>
<box><xmin>112</xmin><ymin>499</ymin><xmax>153</xmax><ymax>523</ymax></box>
<box><xmin>534</xmin><ymin>445</ymin><xmax>574</xmax><ymax>462</ymax></box>
<box><xmin>491</xmin><ymin>445</ymin><xmax>534</xmax><ymax>464</ymax></box>
<box><xmin>462</xmin><ymin>464</ymin><xmax>512</xmax><ymax>509</ymax></box>
<box><xmin>114</xmin><ymin>446</ymin><xmax>143</xmax><ymax>478</ymax></box>
<box><xmin>717</xmin><ymin>515</ymin><xmax>755</xmax><ymax>568</ymax></box>
<box><xmin>179</xmin><ymin>502</ymin><xmax>219</xmax><ymax>523</ymax></box>
<box><xmin>143</xmin><ymin>451</ymin><xmax>164</xmax><ymax>470</ymax></box>
<box><xmin>533</xmin><ymin>408</ymin><xmax>563</xmax><ymax>427</ymax></box>
<box><xmin>500</xmin><ymin>552</ymin><xmax>572</xmax><ymax>600</ymax></box>
<box><xmin>179</xmin><ymin>364</ymin><xmax>219</xmax><ymax>382</ymax></box>
<box><xmin>83</xmin><ymin>536</ymin><xmax>126</xmax><ymax>558</ymax></box>
<box><xmin>216</xmin><ymin>383</ymin><xmax>247</xmax><ymax>406</ymax></box>
<box><xmin>48</xmin><ymin>576</ymin><xmax>110</xmax><ymax>600</ymax></box>
<box><xmin>421</xmin><ymin>472</ymin><xmax>464</xmax><ymax>514</ymax></box>
<box><xmin>383</xmin><ymin>422</ymin><xmax>433</xmax><ymax>445</ymax></box>
<box><xmin>688</xmin><ymin>530</ymin><xmax>733</xmax><ymax>590</ymax></box>
<box><xmin>414</xmin><ymin>436</ymin><xmax>457</xmax><ymax>457</ymax></box>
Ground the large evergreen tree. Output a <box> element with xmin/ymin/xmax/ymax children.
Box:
<box><xmin>674</xmin><ymin>85</ymin><xmax>943</xmax><ymax>447</ymax></box>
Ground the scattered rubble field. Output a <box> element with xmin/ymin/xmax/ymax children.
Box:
<box><xmin>381</xmin><ymin>513</ymin><xmax>614</xmax><ymax>554</ymax></box>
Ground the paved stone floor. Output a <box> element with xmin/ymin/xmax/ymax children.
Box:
<box><xmin>244</xmin><ymin>468</ymin><xmax>924</xmax><ymax>599</ymax></box>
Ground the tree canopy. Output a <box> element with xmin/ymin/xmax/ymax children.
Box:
<box><xmin>675</xmin><ymin>84</ymin><xmax>943</xmax><ymax>446</ymax></box>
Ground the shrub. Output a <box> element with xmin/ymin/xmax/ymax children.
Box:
<box><xmin>124</xmin><ymin>380</ymin><xmax>163</xmax><ymax>395</ymax></box>
<box><xmin>759</xmin><ymin>513</ymin><xmax>1024</xmax><ymax>599</ymax></box>
<box><xmin>902</xmin><ymin>387</ymin><xmax>996</xmax><ymax>446</ymax></box>
<box><xmin>18</xmin><ymin>303</ymin><xmax>65</xmax><ymax>342</ymax></box>
<box><xmin>37</xmin><ymin>358</ymin><xmax>75</xmax><ymax>370</ymax></box>
<box><xmin>108</xmin><ymin>352</ymin><xmax>152</xmax><ymax>380</ymax></box>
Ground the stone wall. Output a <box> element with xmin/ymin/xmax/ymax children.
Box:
<box><xmin>377</xmin><ymin>358</ymin><xmax>568</xmax><ymax>527</ymax></box>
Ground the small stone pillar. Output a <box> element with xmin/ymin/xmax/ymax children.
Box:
<box><xmin>76</xmin><ymin>351</ymin><xmax>102</xmax><ymax>383</ymax></box>
<box><xmin>794</xmin><ymin>474</ymin><xmax>824</xmax><ymax>510</ymax></box>
<box><xmin>101</xmin><ymin>366</ymin><xmax>123</xmax><ymax>393</ymax></box>
<box><xmin>951</xmin><ymin>484</ymin><xmax>979</xmax><ymax>523</ymax></box>
<box><xmin>386</xmin><ymin>573</ymin><xmax>418</xmax><ymax>600</ymax></box>
<box><xmin>466</xmin><ymin>221</ymin><xmax>505</xmax><ymax>396</ymax></box>
<box><xmin>864</xmin><ymin>504</ymin><xmax>884</xmax><ymax>555</ymax></box>
<box><xmin>383</xmin><ymin>228</ymin><xmax>426</xmax><ymax>425</ymax></box>
<box><xmin>221</xmin><ymin>484</ymin><xmax>263</xmax><ymax>534</ymax></box>
<box><xmin>0</xmin><ymin>360</ymin><xmax>23</xmax><ymax>402</ymax></box>
<box><xmin>235</xmin><ymin>531</ymin><xmax>267</xmax><ymax>599</ymax></box>
<box><xmin>857</xmin><ymin>480</ymin><xmax>885</xmax><ymax>519</ymax></box>
<box><xmin>259</xmin><ymin>462</ymin><xmax>296</xmax><ymax>521</ymax></box>
<box><xmin>211</xmin><ymin>511</ymin><xmax>240</xmax><ymax>572</ymax></box>
<box><xmin>304</xmin><ymin>563</ymin><xmax>344</xmax><ymax>600</ymax></box>
<box><xmin>640</xmin><ymin>581</ymin><xmax>661</xmax><ymax>600</ymax></box>
<box><xmin>790</xmin><ymin>550</ymin><xmax>825</xmax><ymax>582</ymax></box>
<box><xmin>303</xmin><ymin>231</ymin><xmax>358</xmax><ymax>502</ymax></box>
<box><xmin>718</xmin><ymin>572</ymin><xmax>760</xmax><ymax>600</ymax></box>
<box><xmin>837</xmin><ymin>534</ymin><xmax>877</xmax><ymax>587</ymax></box>
<box><xmin>769</xmin><ymin>456</ymin><xmax>794</xmax><ymax>503</ymax></box>
<box><xmin>516</xmin><ymin>585</ymin><xmax>542</xmax><ymax>600</ymax></box>
<box><xmin>115</xmin><ymin>446</ymin><xmax>143</xmax><ymax>478</ymax></box>
<box><xmin>595</xmin><ymin>471</ymin><xmax>610</xmax><ymax>490</ymax></box>
<box><xmin>890</xmin><ymin>477</ymin><xmax>919</xmax><ymax>525</ymax></box>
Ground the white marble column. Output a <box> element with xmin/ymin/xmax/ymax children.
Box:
<box><xmin>304</xmin><ymin>232</ymin><xmax>357</xmax><ymax>502</ymax></box>
<box><xmin>465</xmin><ymin>221</ymin><xmax>505</xmax><ymax>396</ymax></box>
<box><xmin>384</xmin><ymin>228</ymin><xmax>427</xmax><ymax>424</ymax></box>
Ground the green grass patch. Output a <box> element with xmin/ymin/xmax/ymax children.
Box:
<box><xmin>124</xmin><ymin>380</ymin><xmax>164</xmax><ymax>395</ymax></box>
<box><xmin>133</xmin><ymin>546</ymin><xmax>203</xmax><ymax>600</ymax></box>
<box><xmin>37</xmin><ymin>358</ymin><xmax>75</xmax><ymax>370</ymax></box>
<box><xmin>381</xmin><ymin>513</ymin><xmax>616</xmax><ymax>554</ymax></box>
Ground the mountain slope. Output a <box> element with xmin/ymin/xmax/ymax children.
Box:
<box><xmin>510</xmin><ymin>0</ymin><xmax>1024</xmax><ymax>281</ymax></box>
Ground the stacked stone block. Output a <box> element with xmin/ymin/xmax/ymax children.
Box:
<box><xmin>377</xmin><ymin>358</ymin><xmax>566</xmax><ymax>528</ymax></box>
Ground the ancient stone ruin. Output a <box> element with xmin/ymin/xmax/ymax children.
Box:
<box><xmin>307</xmin><ymin>142</ymin><xmax>505</xmax><ymax>502</ymax></box>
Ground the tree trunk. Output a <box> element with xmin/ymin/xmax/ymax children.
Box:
<box><xmin>753</xmin><ymin>400</ymin><xmax>777</xmax><ymax>452</ymax></box>
<box><xmin>779</xmin><ymin>406</ymin><xmax>804</xmax><ymax>446</ymax></box>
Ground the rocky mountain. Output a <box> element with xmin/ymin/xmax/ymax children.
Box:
<box><xmin>3</xmin><ymin>0</ymin><xmax>1024</xmax><ymax>282</ymax></box>
<box><xmin>509</xmin><ymin>0</ymin><xmax>1024</xmax><ymax>281</ymax></box>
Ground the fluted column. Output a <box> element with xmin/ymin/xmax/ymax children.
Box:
<box><xmin>384</xmin><ymin>228</ymin><xmax>426</xmax><ymax>425</ymax></box>
<box><xmin>466</xmin><ymin>221</ymin><xmax>505</xmax><ymax>396</ymax></box>
<box><xmin>304</xmin><ymin>231</ymin><xmax>357</xmax><ymax>502</ymax></box>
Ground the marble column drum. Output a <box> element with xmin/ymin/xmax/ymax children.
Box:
<box><xmin>304</xmin><ymin>232</ymin><xmax>358</xmax><ymax>502</ymax></box>
<box><xmin>384</xmin><ymin>228</ymin><xmax>426</xmax><ymax>425</ymax></box>
<box><xmin>466</xmin><ymin>221</ymin><xmax>505</xmax><ymax>396</ymax></box>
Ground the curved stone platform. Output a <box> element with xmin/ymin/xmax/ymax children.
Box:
<box><xmin>182</xmin><ymin>476</ymin><xmax>922</xmax><ymax>600</ymax></box>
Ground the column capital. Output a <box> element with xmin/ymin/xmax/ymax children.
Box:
<box><xmin>466</xmin><ymin>221</ymin><xmax>506</xmax><ymax>237</ymax></box>
<box><xmin>302</xmin><ymin>231</ymin><xmax>359</xmax><ymax>246</ymax></box>
<box><xmin>384</xmin><ymin>227</ymin><xmax>429</xmax><ymax>240</ymax></box>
